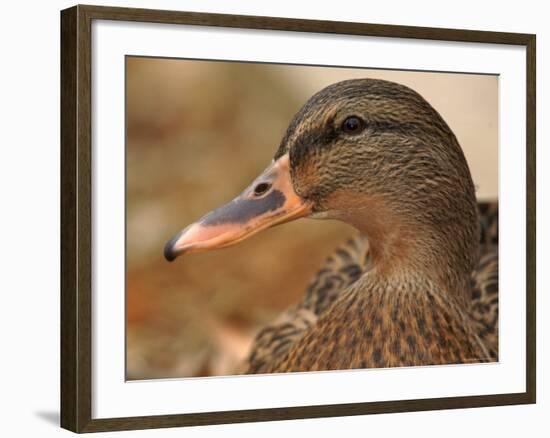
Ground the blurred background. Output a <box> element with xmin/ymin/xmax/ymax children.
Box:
<box><xmin>125</xmin><ymin>57</ymin><xmax>498</xmax><ymax>380</ymax></box>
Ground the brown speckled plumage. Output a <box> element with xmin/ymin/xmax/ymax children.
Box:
<box><xmin>246</xmin><ymin>235</ymin><xmax>369</xmax><ymax>373</ymax></box>
<box><xmin>243</xmin><ymin>79</ymin><xmax>497</xmax><ymax>373</ymax></box>
<box><xmin>246</xmin><ymin>204</ymin><xmax>498</xmax><ymax>373</ymax></box>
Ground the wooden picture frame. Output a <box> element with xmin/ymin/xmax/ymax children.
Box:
<box><xmin>60</xmin><ymin>4</ymin><xmax>536</xmax><ymax>433</ymax></box>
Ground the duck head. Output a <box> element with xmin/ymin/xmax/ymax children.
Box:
<box><xmin>165</xmin><ymin>79</ymin><xmax>479</xmax><ymax>295</ymax></box>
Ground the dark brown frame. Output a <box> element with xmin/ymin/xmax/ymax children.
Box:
<box><xmin>61</xmin><ymin>4</ymin><xmax>536</xmax><ymax>433</ymax></box>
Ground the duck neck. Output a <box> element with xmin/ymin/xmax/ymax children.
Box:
<box><xmin>333</xmin><ymin>196</ymin><xmax>478</xmax><ymax>306</ymax></box>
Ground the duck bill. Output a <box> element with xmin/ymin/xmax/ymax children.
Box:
<box><xmin>164</xmin><ymin>154</ymin><xmax>312</xmax><ymax>261</ymax></box>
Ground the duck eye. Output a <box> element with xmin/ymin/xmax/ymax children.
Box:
<box><xmin>342</xmin><ymin>116</ymin><xmax>364</xmax><ymax>135</ymax></box>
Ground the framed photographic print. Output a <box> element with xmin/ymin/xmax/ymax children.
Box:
<box><xmin>60</xmin><ymin>4</ymin><xmax>536</xmax><ymax>433</ymax></box>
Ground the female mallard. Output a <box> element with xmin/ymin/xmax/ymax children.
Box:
<box><xmin>165</xmin><ymin>78</ymin><xmax>497</xmax><ymax>372</ymax></box>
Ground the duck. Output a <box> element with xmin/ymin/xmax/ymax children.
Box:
<box><xmin>164</xmin><ymin>78</ymin><xmax>497</xmax><ymax>373</ymax></box>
